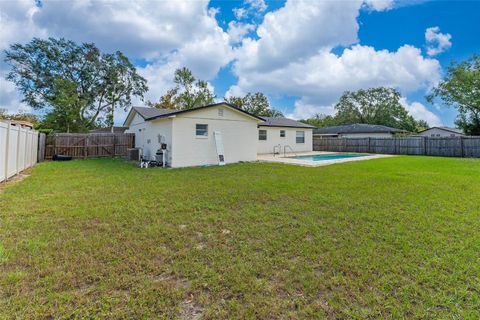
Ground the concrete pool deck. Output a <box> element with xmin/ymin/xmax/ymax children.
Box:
<box><xmin>257</xmin><ymin>151</ymin><xmax>394</xmax><ymax>167</ymax></box>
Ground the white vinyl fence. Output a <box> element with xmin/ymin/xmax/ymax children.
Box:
<box><xmin>0</xmin><ymin>121</ymin><xmax>39</xmax><ymax>182</ymax></box>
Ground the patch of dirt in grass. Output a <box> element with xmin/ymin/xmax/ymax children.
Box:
<box><xmin>179</xmin><ymin>298</ymin><xmax>203</xmax><ymax>320</ymax></box>
<box><xmin>150</xmin><ymin>273</ymin><xmax>191</xmax><ymax>290</ymax></box>
<box><xmin>0</xmin><ymin>171</ymin><xmax>31</xmax><ymax>193</ymax></box>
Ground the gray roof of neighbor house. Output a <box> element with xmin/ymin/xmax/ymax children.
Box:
<box><xmin>418</xmin><ymin>127</ymin><xmax>464</xmax><ymax>135</ymax></box>
<box><xmin>314</xmin><ymin>123</ymin><xmax>405</xmax><ymax>135</ymax></box>
<box><xmin>124</xmin><ymin>102</ymin><xmax>265</xmax><ymax>125</ymax></box>
<box><xmin>258</xmin><ymin>117</ymin><xmax>316</xmax><ymax>129</ymax></box>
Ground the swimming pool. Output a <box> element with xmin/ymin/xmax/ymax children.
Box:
<box><xmin>288</xmin><ymin>153</ymin><xmax>370</xmax><ymax>161</ymax></box>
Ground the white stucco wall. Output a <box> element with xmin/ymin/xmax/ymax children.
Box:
<box><xmin>417</xmin><ymin>128</ymin><xmax>464</xmax><ymax>137</ymax></box>
<box><xmin>170</xmin><ymin>105</ymin><xmax>260</xmax><ymax>168</ymax></box>
<box><xmin>339</xmin><ymin>132</ymin><xmax>394</xmax><ymax>138</ymax></box>
<box><xmin>257</xmin><ymin>127</ymin><xmax>313</xmax><ymax>154</ymax></box>
<box><xmin>126</xmin><ymin>114</ymin><xmax>173</xmax><ymax>164</ymax></box>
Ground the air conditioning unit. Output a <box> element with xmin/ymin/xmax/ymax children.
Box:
<box><xmin>127</xmin><ymin>148</ymin><xmax>140</xmax><ymax>161</ymax></box>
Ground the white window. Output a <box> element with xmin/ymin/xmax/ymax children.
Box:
<box><xmin>259</xmin><ymin>130</ymin><xmax>267</xmax><ymax>141</ymax></box>
<box><xmin>196</xmin><ymin>124</ymin><xmax>208</xmax><ymax>137</ymax></box>
<box><xmin>218</xmin><ymin>109</ymin><xmax>224</xmax><ymax>117</ymax></box>
<box><xmin>296</xmin><ymin>131</ymin><xmax>305</xmax><ymax>144</ymax></box>
<box><xmin>280</xmin><ymin>130</ymin><xmax>285</xmax><ymax>138</ymax></box>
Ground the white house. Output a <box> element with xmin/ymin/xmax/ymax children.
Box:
<box><xmin>416</xmin><ymin>127</ymin><xmax>465</xmax><ymax>138</ymax></box>
<box><xmin>314</xmin><ymin>124</ymin><xmax>405</xmax><ymax>138</ymax></box>
<box><xmin>124</xmin><ymin>102</ymin><xmax>314</xmax><ymax>168</ymax></box>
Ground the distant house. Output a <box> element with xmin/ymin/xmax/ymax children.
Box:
<box><xmin>314</xmin><ymin>124</ymin><xmax>405</xmax><ymax>138</ymax></box>
<box><xmin>416</xmin><ymin>127</ymin><xmax>465</xmax><ymax>138</ymax></box>
<box><xmin>90</xmin><ymin>126</ymin><xmax>128</xmax><ymax>134</ymax></box>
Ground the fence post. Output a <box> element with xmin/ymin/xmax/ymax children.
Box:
<box><xmin>113</xmin><ymin>134</ymin><xmax>116</xmax><ymax>156</ymax></box>
<box><xmin>460</xmin><ymin>136</ymin><xmax>464</xmax><ymax>157</ymax></box>
<box><xmin>53</xmin><ymin>133</ymin><xmax>57</xmax><ymax>156</ymax></box>
<box><xmin>422</xmin><ymin>137</ymin><xmax>426</xmax><ymax>155</ymax></box>
<box><xmin>16</xmin><ymin>126</ymin><xmax>21</xmax><ymax>174</ymax></box>
<box><xmin>24</xmin><ymin>129</ymin><xmax>28</xmax><ymax>170</ymax></box>
<box><xmin>3</xmin><ymin>122</ymin><xmax>11</xmax><ymax>182</ymax></box>
<box><xmin>84</xmin><ymin>135</ymin><xmax>88</xmax><ymax>159</ymax></box>
<box><xmin>368</xmin><ymin>137</ymin><xmax>371</xmax><ymax>153</ymax></box>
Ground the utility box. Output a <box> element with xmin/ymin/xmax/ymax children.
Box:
<box><xmin>127</xmin><ymin>148</ymin><xmax>140</xmax><ymax>161</ymax></box>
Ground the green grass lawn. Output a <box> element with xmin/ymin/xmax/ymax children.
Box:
<box><xmin>1</xmin><ymin>157</ymin><xmax>480</xmax><ymax>319</ymax></box>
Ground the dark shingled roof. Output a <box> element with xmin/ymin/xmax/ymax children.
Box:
<box><xmin>259</xmin><ymin>117</ymin><xmax>315</xmax><ymax>129</ymax></box>
<box><xmin>314</xmin><ymin>124</ymin><xmax>405</xmax><ymax>135</ymax></box>
<box><xmin>132</xmin><ymin>107</ymin><xmax>176</xmax><ymax>119</ymax></box>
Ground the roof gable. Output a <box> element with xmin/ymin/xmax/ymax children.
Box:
<box><xmin>124</xmin><ymin>102</ymin><xmax>264</xmax><ymax>126</ymax></box>
<box><xmin>418</xmin><ymin>127</ymin><xmax>464</xmax><ymax>135</ymax></box>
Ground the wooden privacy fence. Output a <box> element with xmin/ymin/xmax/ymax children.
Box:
<box><xmin>44</xmin><ymin>133</ymin><xmax>135</xmax><ymax>159</ymax></box>
<box><xmin>1</xmin><ymin>121</ymin><xmax>39</xmax><ymax>182</ymax></box>
<box><xmin>313</xmin><ymin>136</ymin><xmax>480</xmax><ymax>157</ymax></box>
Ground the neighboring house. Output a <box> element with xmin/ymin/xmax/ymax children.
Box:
<box><xmin>314</xmin><ymin>124</ymin><xmax>405</xmax><ymax>138</ymax></box>
<box><xmin>416</xmin><ymin>127</ymin><xmax>465</xmax><ymax>137</ymax></box>
<box><xmin>124</xmin><ymin>102</ymin><xmax>314</xmax><ymax>168</ymax></box>
<box><xmin>90</xmin><ymin>126</ymin><xmax>128</xmax><ymax>134</ymax></box>
<box><xmin>257</xmin><ymin>117</ymin><xmax>315</xmax><ymax>154</ymax></box>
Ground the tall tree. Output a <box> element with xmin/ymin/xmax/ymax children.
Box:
<box><xmin>334</xmin><ymin>87</ymin><xmax>423</xmax><ymax>132</ymax></box>
<box><xmin>4</xmin><ymin>38</ymin><xmax>148</xmax><ymax>132</ymax></box>
<box><xmin>427</xmin><ymin>55</ymin><xmax>480</xmax><ymax>135</ymax></box>
<box><xmin>0</xmin><ymin>110</ymin><xmax>39</xmax><ymax>125</ymax></box>
<box><xmin>300</xmin><ymin>114</ymin><xmax>338</xmax><ymax>128</ymax></box>
<box><xmin>148</xmin><ymin>67</ymin><xmax>215</xmax><ymax>110</ymax></box>
<box><xmin>225</xmin><ymin>92</ymin><xmax>284</xmax><ymax>117</ymax></box>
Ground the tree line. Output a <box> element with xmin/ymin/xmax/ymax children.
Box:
<box><xmin>301</xmin><ymin>87</ymin><xmax>429</xmax><ymax>132</ymax></box>
<box><xmin>2</xmin><ymin>38</ymin><xmax>480</xmax><ymax>134</ymax></box>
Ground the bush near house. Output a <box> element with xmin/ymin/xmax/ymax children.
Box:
<box><xmin>1</xmin><ymin>158</ymin><xmax>479</xmax><ymax>318</ymax></box>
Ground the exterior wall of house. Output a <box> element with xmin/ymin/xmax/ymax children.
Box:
<box><xmin>169</xmin><ymin>105</ymin><xmax>260</xmax><ymax>168</ymax></box>
<box><xmin>257</xmin><ymin>127</ymin><xmax>313</xmax><ymax>154</ymax></box>
<box><xmin>338</xmin><ymin>132</ymin><xmax>394</xmax><ymax>138</ymax></box>
<box><xmin>417</xmin><ymin>128</ymin><xmax>464</xmax><ymax>137</ymax></box>
<box><xmin>126</xmin><ymin>114</ymin><xmax>174</xmax><ymax>164</ymax></box>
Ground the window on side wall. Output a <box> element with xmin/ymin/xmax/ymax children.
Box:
<box><xmin>296</xmin><ymin>131</ymin><xmax>305</xmax><ymax>143</ymax></box>
<box><xmin>259</xmin><ymin>130</ymin><xmax>267</xmax><ymax>141</ymax></box>
<box><xmin>280</xmin><ymin>130</ymin><xmax>285</xmax><ymax>138</ymax></box>
<box><xmin>196</xmin><ymin>124</ymin><xmax>208</xmax><ymax>137</ymax></box>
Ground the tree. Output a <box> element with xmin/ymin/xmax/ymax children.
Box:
<box><xmin>334</xmin><ymin>87</ymin><xmax>423</xmax><ymax>132</ymax></box>
<box><xmin>4</xmin><ymin>38</ymin><xmax>148</xmax><ymax>132</ymax></box>
<box><xmin>225</xmin><ymin>92</ymin><xmax>284</xmax><ymax>117</ymax></box>
<box><xmin>300</xmin><ymin>114</ymin><xmax>338</xmax><ymax>128</ymax></box>
<box><xmin>148</xmin><ymin>67</ymin><xmax>215</xmax><ymax>110</ymax></box>
<box><xmin>427</xmin><ymin>55</ymin><xmax>480</xmax><ymax>135</ymax></box>
<box><xmin>0</xmin><ymin>109</ymin><xmax>39</xmax><ymax>125</ymax></box>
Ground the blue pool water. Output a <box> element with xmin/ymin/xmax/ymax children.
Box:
<box><xmin>289</xmin><ymin>153</ymin><xmax>370</xmax><ymax>161</ymax></box>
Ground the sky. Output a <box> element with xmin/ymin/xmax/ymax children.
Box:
<box><xmin>0</xmin><ymin>0</ymin><xmax>479</xmax><ymax>127</ymax></box>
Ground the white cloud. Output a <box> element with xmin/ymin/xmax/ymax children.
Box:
<box><xmin>246</xmin><ymin>0</ymin><xmax>267</xmax><ymax>12</ymax></box>
<box><xmin>0</xmin><ymin>0</ymin><xmax>234</xmax><ymax>118</ymax></box>
<box><xmin>285</xmin><ymin>101</ymin><xmax>335</xmax><ymax>120</ymax></box>
<box><xmin>227</xmin><ymin>22</ymin><xmax>256</xmax><ymax>45</ymax></box>
<box><xmin>230</xmin><ymin>0</ymin><xmax>442</xmax><ymax>121</ymax></box>
<box><xmin>233</xmin><ymin>0</ymin><xmax>267</xmax><ymax>20</ymax></box>
<box><xmin>363</xmin><ymin>0</ymin><xmax>395</xmax><ymax>11</ymax></box>
<box><xmin>400</xmin><ymin>98</ymin><xmax>442</xmax><ymax>126</ymax></box>
<box><xmin>425</xmin><ymin>26</ymin><xmax>452</xmax><ymax>56</ymax></box>
<box><xmin>233</xmin><ymin>7</ymin><xmax>248</xmax><ymax>20</ymax></box>
<box><xmin>235</xmin><ymin>0</ymin><xmax>362</xmax><ymax>73</ymax></box>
